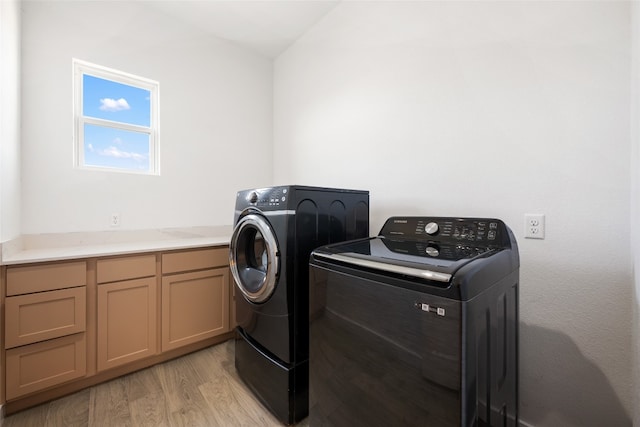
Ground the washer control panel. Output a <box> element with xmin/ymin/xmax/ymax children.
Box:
<box><xmin>380</xmin><ymin>216</ymin><xmax>507</xmax><ymax>246</ymax></box>
<box><xmin>382</xmin><ymin>238</ymin><xmax>493</xmax><ymax>261</ymax></box>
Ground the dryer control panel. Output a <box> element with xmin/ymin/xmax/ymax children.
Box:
<box><xmin>239</xmin><ymin>186</ymin><xmax>290</xmax><ymax>208</ymax></box>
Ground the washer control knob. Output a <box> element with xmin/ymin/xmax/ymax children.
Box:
<box><xmin>424</xmin><ymin>222</ymin><xmax>439</xmax><ymax>235</ymax></box>
<box><xmin>425</xmin><ymin>246</ymin><xmax>440</xmax><ymax>257</ymax></box>
<box><xmin>248</xmin><ymin>191</ymin><xmax>258</xmax><ymax>204</ymax></box>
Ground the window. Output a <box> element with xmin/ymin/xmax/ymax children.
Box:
<box><xmin>73</xmin><ymin>59</ymin><xmax>159</xmax><ymax>174</ymax></box>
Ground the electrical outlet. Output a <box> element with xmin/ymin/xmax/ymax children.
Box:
<box><xmin>524</xmin><ymin>214</ymin><xmax>545</xmax><ymax>239</ymax></box>
<box><xmin>110</xmin><ymin>213</ymin><xmax>121</xmax><ymax>227</ymax></box>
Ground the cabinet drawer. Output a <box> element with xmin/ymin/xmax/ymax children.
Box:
<box><xmin>162</xmin><ymin>247</ymin><xmax>228</xmax><ymax>274</ymax></box>
<box><xmin>97</xmin><ymin>254</ymin><xmax>156</xmax><ymax>284</ymax></box>
<box><xmin>5</xmin><ymin>287</ymin><xmax>86</xmax><ymax>348</ymax></box>
<box><xmin>6</xmin><ymin>333</ymin><xmax>87</xmax><ymax>400</ymax></box>
<box><xmin>7</xmin><ymin>261</ymin><xmax>86</xmax><ymax>296</ymax></box>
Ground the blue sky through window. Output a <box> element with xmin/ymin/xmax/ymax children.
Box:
<box><xmin>83</xmin><ymin>124</ymin><xmax>151</xmax><ymax>171</ymax></box>
<box><xmin>82</xmin><ymin>74</ymin><xmax>152</xmax><ymax>172</ymax></box>
<box><xmin>83</xmin><ymin>74</ymin><xmax>151</xmax><ymax>126</ymax></box>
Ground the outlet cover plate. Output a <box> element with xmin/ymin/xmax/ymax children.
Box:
<box><xmin>524</xmin><ymin>214</ymin><xmax>545</xmax><ymax>239</ymax></box>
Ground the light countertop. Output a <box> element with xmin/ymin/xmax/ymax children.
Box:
<box><xmin>1</xmin><ymin>225</ymin><xmax>233</xmax><ymax>265</ymax></box>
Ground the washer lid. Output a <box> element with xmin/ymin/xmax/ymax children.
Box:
<box><xmin>312</xmin><ymin>236</ymin><xmax>498</xmax><ymax>284</ymax></box>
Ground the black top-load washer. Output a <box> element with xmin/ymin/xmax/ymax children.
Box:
<box><xmin>309</xmin><ymin>216</ymin><xmax>519</xmax><ymax>426</ymax></box>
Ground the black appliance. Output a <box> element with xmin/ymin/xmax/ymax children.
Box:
<box><xmin>229</xmin><ymin>185</ymin><xmax>369</xmax><ymax>425</ymax></box>
<box><xmin>309</xmin><ymin>216</ymin><xmax>519</xmax><ymax>426</ymax></box>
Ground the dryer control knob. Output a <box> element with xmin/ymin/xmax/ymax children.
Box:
<box><xmin>425</xmin><ymin>222</ymin><xmax>439</xmax><ymax>235</ymax></box>
<box><xmin>248</xmin><ymin>191</ymin><xmax>258</xmax><ymax>204</ymax></box>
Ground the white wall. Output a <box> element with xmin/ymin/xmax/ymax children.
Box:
<box><xmin>0</xmin><ymin>0</ymin><xmax>22</xmax><ymax>242</ymax></box>
<box><xmin>20</xmin><ymin>1</ymin><xmax>272</xmax><ymax>233</ymax></box>
<box><xmin>274</xmin><ymin>2</ymin><xmax>632</xmax><ymax>426</ymax></box>
<box><xmin>631</xmin><ymin>1</ymin><xmax>640</xmax><ymax>425</ymax></box>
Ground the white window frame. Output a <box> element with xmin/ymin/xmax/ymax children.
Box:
<box><xmin>73</xmin><ymin>59</ymin><xmax>160</xmax><ymax>175</ymax></box>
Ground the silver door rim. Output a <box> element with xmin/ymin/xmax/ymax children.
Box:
<box><xmin>229</xmin><ymin>213</ymin><xmax>279</xmax><ymax>303</ymax></box>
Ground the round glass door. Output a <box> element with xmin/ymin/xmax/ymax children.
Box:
<box><xmin>229</xmin><ymin>213</ymin><xmax>279</xmax><ymax>303</ymax></box>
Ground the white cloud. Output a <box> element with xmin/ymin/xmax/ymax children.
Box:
<box><xmin>99</xmin><ymin>98</ymin><xmax>130</xmax><ymax>112</ymax></box>
<box><xmin>99</xmin><ymin>146</ymin><xmax>147</xmax><ymax>162</ymax></box>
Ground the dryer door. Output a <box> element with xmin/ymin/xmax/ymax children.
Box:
<box><xmin>229</xmin><ymin>212</ymin><xmax>280</xmax><ymax>303</ymax></box>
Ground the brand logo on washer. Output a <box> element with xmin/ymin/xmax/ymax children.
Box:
<box><xmin>415</xmin><ymin>302</ymin><xmax>445</xmax><ymax>317</ymax></box>
<box><xmin>394</xmin><ymin>219</ymin><xmax>408</xmax><ymax>223</ymax></box>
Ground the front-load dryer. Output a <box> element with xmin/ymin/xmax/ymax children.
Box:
<box><xmin>229</xmin><ymin>185</ymin><xmax>369</xmax><ymax>425</ymax></box>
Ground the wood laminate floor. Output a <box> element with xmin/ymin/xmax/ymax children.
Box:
<box><xmin>0</xmin><ymin>340</ymin><xmax>309</xmax><ymax>427</ymax></box>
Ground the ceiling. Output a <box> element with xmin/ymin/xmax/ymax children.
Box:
<box><xmin>147</xmin><ymin>1</ymin><xmax>341</xmax><ymax>58</ymax></box>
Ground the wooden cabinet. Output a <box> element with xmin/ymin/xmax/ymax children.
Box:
<box><xmin>161</xmin><ymin>248</ymin><xmax>230</xmax><ymax>352</ymax></box>
<box><xmin>96</xmin><ymin>255</ymin><xmax>157</xmax><ymax>372</ymax></box>
<box><xmin>2</xmin><ymin>245</ymin><xmax>233</xmax><ymax>413</ymax></box>
<box><xmin>4</xmin><ymin>261</ymin><xmax>88</xmax><ymax>399</ymax></box>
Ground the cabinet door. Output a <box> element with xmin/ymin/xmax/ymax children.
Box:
<box><xmin>97</xmin><ymin>277</ymin><xmax>157</xmax><ymax>372</ymax></box>
<box><xmin>161</xmin><ymin>268</ymin><xmax>230</xmax><ymax>352</ymax></box>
